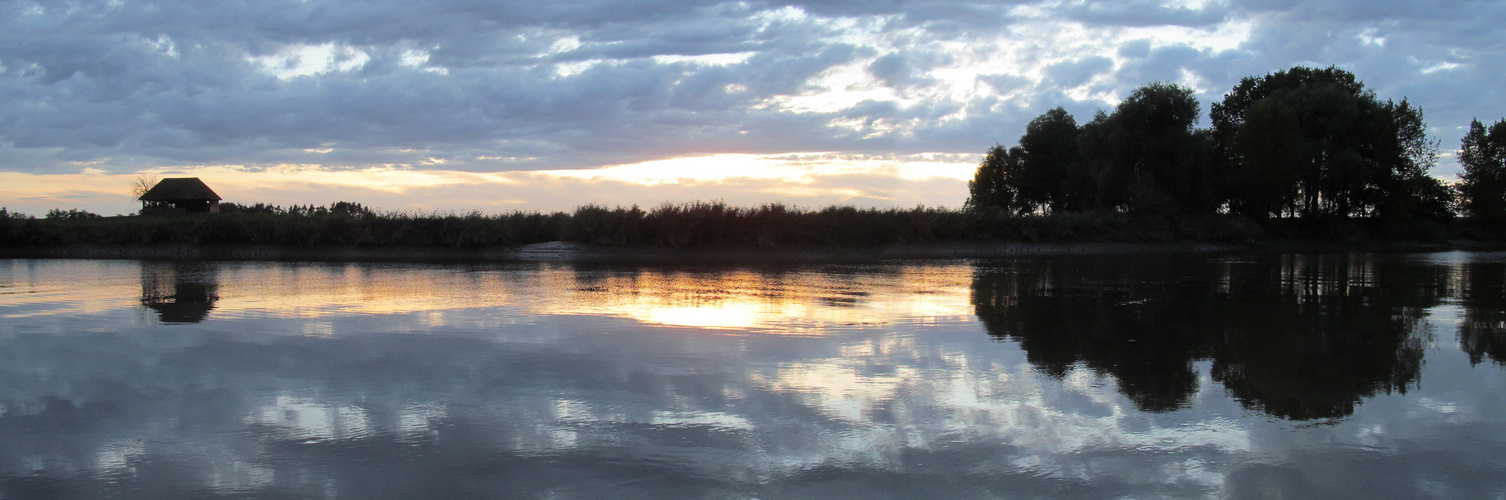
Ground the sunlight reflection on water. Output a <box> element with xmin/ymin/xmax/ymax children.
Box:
<box><xmin>0</xmin><ymin>254</ymin><xmax>1504</xmax><ymax>498</ymax></box>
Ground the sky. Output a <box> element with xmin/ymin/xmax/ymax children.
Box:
<box><xmin>1</xmin><ymin>0</ymin><xmax>1502</xmax><ymax>216</ymax></box>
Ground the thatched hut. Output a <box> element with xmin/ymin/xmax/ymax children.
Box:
<box><xmin>139</xmin><ymin>177</ymin><xmax>222</xmax><ymax>215</ymax></box>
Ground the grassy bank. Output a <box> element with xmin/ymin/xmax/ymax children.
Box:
<box><xmin>1</xmin><ymin>200</ymin><xmax>1493</xmax><ymax>251</ymax></box>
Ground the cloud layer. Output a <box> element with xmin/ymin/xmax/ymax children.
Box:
<box><xmin>1</xmin><ymin>0</ymin><xmax>1502</xmax><ymax>203</ymax></box>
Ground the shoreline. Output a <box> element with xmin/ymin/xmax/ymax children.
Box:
<box><xmin>4</xmin><ymin>239</ymin><xmax>1502</xmax><ymax>264</ymax></box>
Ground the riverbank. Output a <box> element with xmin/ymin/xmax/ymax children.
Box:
<box><xmin>6</xmin><ymin>203</ymin><xmax>1502</xmax><ymax>263</ymax></box>
<box><xmin>5</xmin><ymin>238</ymin><xmax>1501</xmax><ymax>263</ymax></box>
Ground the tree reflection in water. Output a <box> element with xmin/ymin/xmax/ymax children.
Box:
<box><xmin>970</xmin><ymin>253</ymin><xmax>1454</xmax><ymax>420</ymax></box>
<box><xmin>140</xmin><ymin>261</ymin><xmax>220</xmax><ymax>324</ymax></box>
<box><xmin>1460</xmin><ymin>259</ymin><xmax>1506</xmax><ymax>365</ymax></box>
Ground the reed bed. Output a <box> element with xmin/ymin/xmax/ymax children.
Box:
<box><xmin>0</xmin><ymin>200</ymin><xmax>1269</xmax><ymax>249</ymax></box>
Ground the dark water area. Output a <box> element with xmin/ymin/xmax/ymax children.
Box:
<box><xmin>1</xmin><ymin>253</ymin><xmax>1504</xmax><ymax>499</ymax></box>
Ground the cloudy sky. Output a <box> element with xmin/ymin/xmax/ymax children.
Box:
<box><xmin>1</xmin><ymin>0</ymin><xmax>1502</xmax><ymax>215</ymax></box>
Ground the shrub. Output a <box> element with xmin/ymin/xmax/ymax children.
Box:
<box><xmin>45</xmin><ymin>208</ymin><xmax>103</xmax><ymax>220</ymax></box>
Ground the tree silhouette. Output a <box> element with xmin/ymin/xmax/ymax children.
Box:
<box><xmin>1211</xmin><ymin>66</ymin><xmax>1440</xmax><ymax>220</ymax></box>
<box><xmin>966</xmin><ymin>144</ymin><xmax>1021</xmax><ymax>214</ymax></box>
<box><xmin>969</xmin><ymin>66</ymin><xmax>1453</xmax><ymax>233</ymax></box>
<box><xmin>130</xmin><ymin>174</ymin><xmax>159</xmax><ymax>198</ymax></box>
<box><xmin>1015</xmin><ymin>107</ymin><xmax>1083</xmax><ymax>213</ymax></box>
<box><xmin>1458</xmin><ymin>118</ymin><xmax>1506</xmax><ymax>222</ymax></box>
<box><xmin>1229</xmin><ymin>98</ymin><xmax>1304</xmax><ymax>217</ymax></box>
<box><xmin>1080</xmin><ymin>82</ymin><xmax>1214</xmax><ymax>215</ymax></box>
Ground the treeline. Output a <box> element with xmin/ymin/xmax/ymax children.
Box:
<box><xmin>219</xmin><ymin>201</ymin><xmax>378</xmax><ymax>218</ymax></box>
<box><xmin>0</xmin><ymin>200</ymin><xmax>1267</xmax><ymax>250</ymax></box>
<box><xmin>968</xmin><ymin>66</ymin><xmax>1506</xmax><ymax>238</ymax></box>
<box><xmin>0</xmin><ymin>208</ymin><xmax>108</xmax><ymax>220</ymax></box>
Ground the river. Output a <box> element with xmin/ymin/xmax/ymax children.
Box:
<box><xmin>1</xmin><ymin>252</ymin><xmax>1504</xmax><ymax>498</ymax></box>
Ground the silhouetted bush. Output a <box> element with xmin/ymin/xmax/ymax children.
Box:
<box><xmin>45</xmin><ymin>208</ymin><xmax>103</xmax><ymax>220</ymax></box>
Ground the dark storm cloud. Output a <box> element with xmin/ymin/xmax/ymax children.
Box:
<box><xmin>0</xmin><ymin>0</ymin><xmax>1500</xmax><ymax>175</ymax></box>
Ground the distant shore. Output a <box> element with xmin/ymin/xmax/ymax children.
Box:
<box><xmin>6</xmin><ymin>203</ymin><xmax>1504</xmax><ymax>263</ymax></box>
<box><xmin>5</xmin><ymin>239</ymin><xmax>1502</xmax><ymax>264</ymax></box>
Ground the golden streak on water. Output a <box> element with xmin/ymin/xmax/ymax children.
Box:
<box><xmin>203</xmin><ymin>264</ymin><xmax>977</xmax><ymax>332</ymax></box>
<box><xmin>4</xmin><ymin>261</ymin><xmax>976</xmax><ymax>331</ymax></box>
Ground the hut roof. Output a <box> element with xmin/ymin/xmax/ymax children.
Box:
<box><xmin>139</xmin><ymin>178</ymin><xmax>222</xmax><ymax>201</ymax></box>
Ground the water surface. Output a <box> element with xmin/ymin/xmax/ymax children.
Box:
<box><xmin>1</xmin><ymin>253</ymin><xmax>1504</xmax><ymax>498</ymax></box>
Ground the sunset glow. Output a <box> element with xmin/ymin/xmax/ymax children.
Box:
<box><xmin>0</xmin><ymin>154</ymin><xmax>979</xmax><ymax>216</ymax></box>
<box><xmin>2</xmin><ymin>1</ymin><xmax>1495</xmax><ymax>213</ymax></box>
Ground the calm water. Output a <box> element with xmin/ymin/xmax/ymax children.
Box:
<box><xmin>1</xmin><ymin>253</ymin><xmax>1504</xmax><ymax>499</ymax></box>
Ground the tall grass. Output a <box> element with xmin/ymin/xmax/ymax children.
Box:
<box><xmin>566</xmin><ymin>202</ymin><xmax>979</xmax><ymax>247</ymax></box>
<box><xmin>0</xmin><ymin>200</ymin><xmax>1268</xmax><ymax>249</ymax></box>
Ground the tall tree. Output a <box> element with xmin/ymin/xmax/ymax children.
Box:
<box><xmin>1079</xmin><ymin>82</ymin><xmax>1212</xmax><ymax>215</ymax></box>
<box><xmin>1212</xmin><ymin>66</ymin><xmax>1443</xmax><ymax>220</ymax></box>
<box><xmin>1211</xmin><ymin>66</ymin><xmax>1364</xmax><ymax>140</ymax></box>
<box><xmin>1458</xmin><ymin>118</ymin><xmax>1506</xmax><ymax>221</ymax></box>
<box><xmin>1229</xmin><ymin>98</ymin><xmax>1304</xmax><ymax>217</ymax></box>
<box><xmin>966</xmin><ymin>144</ymin><xmax>1022</xmax><ymax>213</ymax></box>
<box><xmin>1371</xmin><ymin>99</ymin><xmax>1450</xmax><ymax>223</ymax></box>
<box><xmin>1015</xmin><ymin>107</ymin><xmax>1082</xmax><ymax>213</ymax></box>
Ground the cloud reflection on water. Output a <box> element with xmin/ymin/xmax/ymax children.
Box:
<box><xmin>0</xmin><ymin>255</ymin><xmax>1503</xmax><ymax>498</ymax></box>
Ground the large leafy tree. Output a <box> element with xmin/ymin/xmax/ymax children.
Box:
<box><xmin>966</xmin><ymin>144</ymin><xmax>1022</xmax><ymax>213</ymax></box>
<box><xmin>972</xmin><ymin>67</ymin><xmax>1444</xmax><ymax>227</ymax></box>
<box><xmin>1079</xmin><ymin>82</ymin><xmax>1215</xmax><ymax>215</ymax></box>
<box><xmin>1014</xmin><ymin>107</ymin><xmax>1083</xmax><ymax>214</ymax></box>
<box><xmin>1458</xmin><ymin>118</ymin><xmax>1506</xmax><ymax>221</ymax></box>
<box><xmin>1229</xmin><ymin>98</ymin><xmax>1304</xmax><ymax>217</ymax></box>
<box><xmin>968</xmin><ymin>108</ymin><xmax>1084</xmax><ymax>215</ymax></box>
<box><xmin>1371</xmin><ymin>99</ymin><xmax>1449</xmax><ymax>224</ymax></box>
<box><xmin>1212</xmin><ymin>66</ymin><xmax>1442</xmax><ymax>220</ymax></box>
<box><xmin>972</xmin><ymin>83</ymin><xmax>1214</xmax><ymax>216</ymax></box>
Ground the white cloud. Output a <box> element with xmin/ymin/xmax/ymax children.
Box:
<box><xmin>651</xmin><ymin>51</ymin><xmax>758</xmax><ymax>66</ymax></box>
<box><xmin>249</xmin><ymin>43</ymin><xmax>371</xmax><ymax>80</ymax></box>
